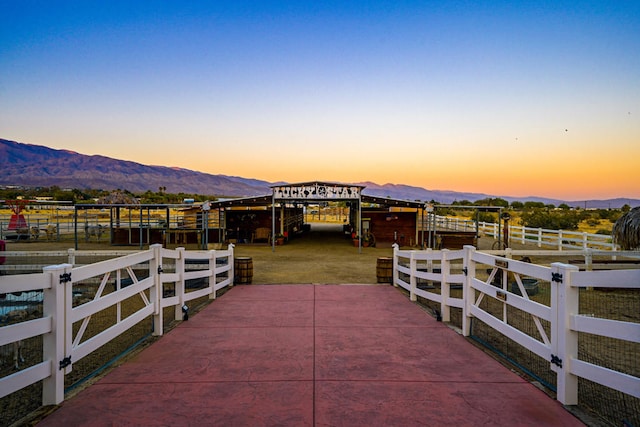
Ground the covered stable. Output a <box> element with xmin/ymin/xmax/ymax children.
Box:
<box><xmin>72</xmin><ymin>182</ymin><xmax>489</xmax><ymax>250</ymax></box>
<box><xmin>72</xmin><ymin>203</ymin><xmax>220</xmax><ymax>249</ymax></box>
<box><xmin>209</xmin><ymin>181</ymin><xmax>478</xmax><ymax>250</ymax></box>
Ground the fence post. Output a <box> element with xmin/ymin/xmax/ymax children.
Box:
<box><xmin>538</xmin><ymin>228</ymin><xmax>543</xmax><ymax>247</ymax></box>
<box><xmin>42</xmin><ymin>263</ymin><xmax>72</xmax><ymax>405</ymax></box>
<box><xmin>149</xmin><ymin>244</ymin><xmax>163</xmax><ymax>336</ymax></box>
<box><xmin>584</xmin><ymin>248</ymin><xmax>593</xmax><ymax>272</ymax></box>
<box><xmin>505</xmin><ymin>247</ymin><xmax>513</xmax><ymax>260</ymax></box>
<box><xmin>174</xmin><ymin>247</ymin><xmax>186</xmax><ymax>321</ymax></box>
<box><xmin>208</xmin><ymin>248</ymin><xmax>217</xmax><ymax>300</ymax></box>
<box><xmin>557</xmin><ymin>230</ymin><xmax>563</xmax><ymax>251</ymax></box>
<box><xmin>550</xmin><ymin>262</ymin><xmax>579</xmax><ymax>405</ymax></box>
<box><xmin>67</xmin><ymin>248</ymin><xmax>75</xmax><ymax>266</ymax></box>
<box><xmin>440</xmin><ymin>249</ymin><xmax>450</xmax><ymax>323</ymax></box>
<box><xmin>392</xmin><ymin>244</ymin><xmax>399</xmax><ymax>287</ymax></box>
<box><xmin>462</xmin><ymin>246</ymin><xmax>476</xmax><ymax>337</ymax></box>
<box><xmin>409</xmin><ymin>251</ymin><xmax>417</xmax><ymax>302</ymax></box>
<box><xmin>228</xmin><ymin>243</ymin><xmax>235</xmax><ymax>287</ymax></box>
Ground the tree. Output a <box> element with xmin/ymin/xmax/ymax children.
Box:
<box><xmin>510</xmin><ymin>201</ymin><xmax>524</xmax><ymax>209</ymax></box>
<box><xmin>474</xmin><ymin>197</ymin><xmax>508</xmax><ymax>207</ymax></box>
<box><xmin>477</xmin><ymin>211</ymin><xmax>496</xmax><ymax>223</ymax></box>
<box><xmin>520</xmin><ymin>209</ymin><xmax>580</xmax><ymax>230</ymax></box>
<box><xmin>523</xmin><ymin>201</ymin><xmax>545</xmax><ymax>209</ymax></box>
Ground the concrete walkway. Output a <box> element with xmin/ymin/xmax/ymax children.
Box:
<box><xmin>39</xmin><ymin>284</ymin><xmax>584</xmax><ymax>426</ymax></box>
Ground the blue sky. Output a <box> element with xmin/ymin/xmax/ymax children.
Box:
<box><xmin>1</xmin><ymin>1</ymin><xmax>639</xmax><ymax>200</ymax></box>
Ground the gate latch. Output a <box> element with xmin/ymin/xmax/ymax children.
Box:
<box><xmin>59</xmin><ymin>356</ymin><xmax>72</xmax><ymax>370</ymax></box>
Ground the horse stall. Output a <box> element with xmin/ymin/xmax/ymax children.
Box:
<box><xmin>361</xmin><ymin>208</ymin><xmax>419</xmax><ymax>247</ymax></box>
<box><xmin>165</xmin><ymin>205</ymin><xmax>225</xmax><ymax>248</ymax></box>
<box><xmin>74</xmin><ymin>204</ymin><xmax>219</xmax><ymax>249</ymax></box>
<box><xmin>435</xmin><ymin>230</ymin><xmax>477</xmax><ymax>249</ymax></box>
<box><xmin>223</xmin><ymin>205</ymin><xmax>304</xmax><ymax>244</ymax></box>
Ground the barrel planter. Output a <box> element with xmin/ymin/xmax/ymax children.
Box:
<box><xmin>376</xmin><ymin>257</ymin><xmax>393</xmax><ymax>284</ymax></box>
<box><xmin>234</xmin><ymin>257</ymin><xmax>253</xmax><ymax>284</ymax></box>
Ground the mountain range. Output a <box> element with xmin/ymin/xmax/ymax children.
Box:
<box><xmin>1</xmin><ymin>138</ymin><xmax>638</xmax><ymax>208</ymax></box>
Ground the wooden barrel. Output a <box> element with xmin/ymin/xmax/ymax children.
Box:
<box><xmin>234</xmin><ymin>257</ymin><xmax>253</xmax><ymax>284</ymax></box>
<box><xmin>376</xmin><ymin>257</ymin><xmax>393</xmax><ymax>284</ymax></box>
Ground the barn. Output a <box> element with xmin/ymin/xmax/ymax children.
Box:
<box><xmin>208</xmin><ymin>181</ymin><xmax>462</xmax><ymax>250</ymax></box>
<box><xmin>70</xmin><ymin>181</ymin><xmax>479</xmax><ymax>250</ymax></box>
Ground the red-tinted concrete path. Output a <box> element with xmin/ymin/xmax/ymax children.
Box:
<box><xmin>40</xmin><ymin>284</ymin><xmax>584</xmax><ymax>426</ymax></box>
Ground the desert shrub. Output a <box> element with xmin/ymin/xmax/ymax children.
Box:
<box><xmin>477</xmin><ymin>212</ymin><xmax>497</xmax><ymax>223</ymax></box>
<box><xmin>523</xmin><ymin>201</ymin><xmax>546</xmax><ymax>209</ymax></box>
<box><xmin>520</xmin><ymin>209</ymin><xmax>580</xmax><ymax>230</ymax></box>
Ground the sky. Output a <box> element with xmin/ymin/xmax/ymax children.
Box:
<box><xmin>1</xmin><ymin>1</ymin><xmax>639</xmax><ymax>201</ymax></box>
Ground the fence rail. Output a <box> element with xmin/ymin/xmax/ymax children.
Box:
<box><xmin>427</xmin><ymin>215</ymin><xmax>618</xmax><ymax>250</ymax></box>
<box><xmin>0</xmin><ymin>243</ymin><xmax>234</xmax><ymax>411</ymax></box>
<box><xmin>393</xmin><ymin>244</ymin><xmax>639</xmax><ymax>425</ymax></box>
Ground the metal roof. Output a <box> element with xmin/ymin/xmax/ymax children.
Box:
<box><xmin>269</xmin><ymin>180</ymin><xmax>366</xmax><ymax>189</ymax></box>
<box><xmin>210</xmin><ymin>195</ymin><xmax>274</xmax><ymax>208</ymax></box>
<box><xmin>360</xmin><ymin>194</ymin><xmax>424</xmax><ymax>208</ymax></box>
<box><xmin>207</xmin><ymin>193</ymin><xmax>425</xmax><ymax>209</ymax></box>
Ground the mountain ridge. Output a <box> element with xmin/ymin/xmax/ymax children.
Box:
<box><xmin>1</xmin><ymin>138</ymin><xmax>638</xmax><ymax>208</ymax></box>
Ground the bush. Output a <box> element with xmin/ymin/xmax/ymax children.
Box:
<box><xmin>520</xmin><ymin>209</ymin><xmax>580</xmax><ymax>230</ymax></box>
<box><xmin>477</xmin><ymin>212</ymin><xmax>497</xmax><ymax>223</ymax></box>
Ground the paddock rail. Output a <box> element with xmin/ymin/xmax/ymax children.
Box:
<box><xmin>428</xmin><ymin>215</ymin><xmax>618</xmax><ymax>250</ymax></box>
<box><xmin>0</xmin><ymin>243</ymin><xmax>234</xmax><ymax>408</ymax></box>
<box><xmin>393</xmin><ymin>244</ymin><xmax>639</xmax><ymax>422</ymax></box>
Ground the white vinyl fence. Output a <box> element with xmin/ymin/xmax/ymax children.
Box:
<box><xmin>430</xmin><ymin>215</ymin><xmax>617</xmax><ymax>250</ymax></box>
<box><xmin>393</xmin><ymin>244</ymin><xmax>639</xmax><ymax>407</ymax></box>
<box><xmin>0</xmin><ymin>244</ymin><xmax>234</xmax><ymax>405</ymax></box>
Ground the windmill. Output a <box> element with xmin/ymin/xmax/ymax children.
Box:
<box><xmin>2</xmin><ymin>199</ymin><xmax>32</xmax><ymax>231</ymax></box>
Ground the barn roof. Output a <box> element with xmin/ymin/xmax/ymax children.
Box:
<box><xmin>360</xmin><ymin>194</ymin><xmax>424</xmax><ymax>208</ymax></box>
<box><xmin>205</xmin><ymin>181</ymin><xmax>426</xmax><ymax>209</ymax></box>
<box><xmin>269</xmin><ymin>180</ymin><xmax>366</xmax><ymax>189</ymax></box>
<box><xmin>209</xmin><ymin>194</ymin><xmax>425</xmax><ymax>209</ymax></box>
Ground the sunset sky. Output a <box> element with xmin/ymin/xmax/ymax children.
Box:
<box><xmin>1</xmin><ymin>1</ymin><xmax>639</xmax><ymax>201</ymax></box>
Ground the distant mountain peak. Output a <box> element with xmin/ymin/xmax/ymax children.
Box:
<box><xmin>1</xmin><ymin>138</ymin><xmax>638</xmax><ymax>208</ymax></box>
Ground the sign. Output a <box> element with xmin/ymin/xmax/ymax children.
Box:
<box><xmin>273</xmin><ymin>183</ymin><xmax>361</xmax><ymax>200</ymax></box>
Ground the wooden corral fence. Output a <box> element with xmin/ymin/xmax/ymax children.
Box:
<box><xmin>0</xmin><ymin>244</ymin><xmax>234</xmax><ymax>410</ymax></box>
<box><xmin>427</xmin><ymin>215</ymin><xmax>618</xmax><ymax>250</ymax></box>
<box><xmin>393</xmin><ymin>244</ymin><xmax>639</xmax><ymax>426</ymax></box>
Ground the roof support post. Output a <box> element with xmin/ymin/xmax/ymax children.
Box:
<box><xmin>358</xmin><ymin>196</ymin><xmax>362</xmax><ymax>254</ymax></box>
<box><xmin>272</xmin><ymin>194</ymin><xmax>276</xmax><ymax>252</ymax></box>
